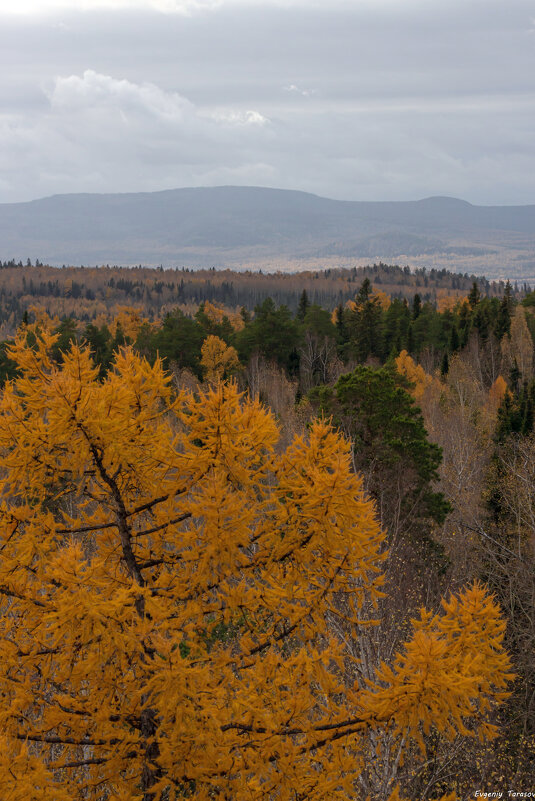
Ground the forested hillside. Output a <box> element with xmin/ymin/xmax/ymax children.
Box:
<box><xmin>0</xmin><ymin>270</ymin><xmax>533</xmax><ymax>799</ymax></box>
<box><xmin>2</xmin><ymin>188</ymin><xmax>535</xmax><ymax>279</ymax></box>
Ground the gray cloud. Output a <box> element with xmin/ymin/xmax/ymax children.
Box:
<box><xmin>0</xmin><ymin>69</ymin><xmax>272</xmax><ymax>200</ymax></box>
<box><xmin>0</xmin><ymin>0</ymin><xmax>534</xmax><ymax>203</ymax></box>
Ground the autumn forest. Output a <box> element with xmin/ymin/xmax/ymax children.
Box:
<box><xmin>0</xmin><ymin>260</ymin><xmax>533</xmax><ymax>800</ymax></box>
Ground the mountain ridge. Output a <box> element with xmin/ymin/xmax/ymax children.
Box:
<box><xmin>1</xmin><ymin>186</ymin><xmax>534</xmax><ymax>279</ymax></box>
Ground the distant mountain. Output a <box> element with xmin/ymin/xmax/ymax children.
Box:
<box><xmin>1</xmin><ymin>186</ymin><xmax>534</xmax><ymax>277</ymax></box>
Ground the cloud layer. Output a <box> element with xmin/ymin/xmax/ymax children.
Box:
<box><xmin>0</xmin><ymin>0</ymin><xmax>534</xmax><ymax>204</ymax></box>
<box><xmin>1</xmin><ymin>69</ymin><xmax>272</xmax><ymax>200</ymax></box>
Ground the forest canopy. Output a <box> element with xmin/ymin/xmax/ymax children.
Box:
<box><xmin>0</xmin><ymin>263</ymin><xmax>533</xmax><ymax>798</ymax></box>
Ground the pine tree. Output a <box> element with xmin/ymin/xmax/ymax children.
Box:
<box><xmin>313</xmin><ymin>365</ymin><xmax>451</xmax><ymax>545</ymax></box>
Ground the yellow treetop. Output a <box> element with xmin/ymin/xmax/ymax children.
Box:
<box><xmin>436</xmin><ymin>292</ymin><xmax>468</xmax><ymax>313</ymax></box>
<box><xmin>345</xmin><ymin>288</ymin><xmax>391</xmax><ymax>313</ymax></box>
<box><xmin>109</xmin><ymin>305</ymin><xmax>150</xmax><ymax>340</ymax></box>
<box><xmin>0</xmin><ymin>328</ymin><xmax>512</xmax><ymax>800</ymax></box>
<box><xmin>487</xmin><ymin>374</ymin><xmax>509</xmax><ymax>413</ymax></box>
<box><xmin>395</xmin><ymin>349</ymin><xmax>442</xmax><ymax>402</ymax></box>
<box><xmin>371</xmin><ymin>289</ymin><xmax>392</xmax><ymax>310</ymax></box>
<box><xmin>203</xmin><ymin>300</ymin><xmax>245</xmax><ymax>331</ymax></box>
<box><xmin>200</xmin><ymin>334</ymin><xmax>240</xmax><ymax>381</ymax></box>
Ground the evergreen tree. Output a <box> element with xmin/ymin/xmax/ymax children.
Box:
<box><xmin>458</xmin><ymin>301</ymin><xmax>472</xmax><ymax>347</ymax></box>
<box><xmin>495</xmin><ymin>280</ymin><xmax>514</xmax><ymax>340</ymax></box>
<box><xmin>407</xmin><ymin>323</ymin><xmax>414</xmax><ymax>354</ymax></box>
<box><xmin>334</xmin><ymin>302</ymin><xmax>350</xmax><ymax>357</ymax></box>
<box><xmin>195</xmin><ymin>302</ymin><xmax>234</xmax><ymax>344</ymax></box>
<box><xmin>236</xmin><ymin>297</ymin><xmax>300</xmax><ymax>371</ymax></box>
<box><xmin>349</xmin><ymin>281</ymin><xmax>383</xmax><ymax>362</ymax></box>
<box><xmin>140</xmin><ymin>309</ymin><xmax>205</xmax><ymax>376</ymax></box>
<box><xmin>51</xmin><ymin>318</ymin><xmax>79</xmax><ymax>364</ymax></box>
<box><xmin>356</xmin><ymin>276</ymin><xmax>372</xmax><ymax>304</ymax></box>
<box><xmin>412</xmin><ymin>293</ymin><xmax>422</xmax><ymax>320</ymax></box>
<box><xmin>509</xmin><ymin>358</ymin><xmax>521</xmax><ymax>394</ymax></box>
<box><xmin>296</xmin><ymin>289</ymin><xmax>310</xmax><ymax>321</ymax></box>
<box><xmin>468</xmin><ymin>280</ymin><xmax>481</xmax><ymax>309</ymax></box>
<box><xmin>382</xmin><ymin>298</ymin><xmax>411</xmax><ymax>360</ymax></box>
<box><xmin>301</xmin><ymin>304</ymin><xmax>336</xmax><ymax>339</ymax></box>
<box><xmin>519</xmin><ymin>380</ymin><xmax>534</xmax><ymax>435</ymax></box>
<box><xmin>84</xmin><ymin>323</ymin><xmax>113</xmax><ymax>378</ymax></box>
<box><xmin>0</xmin><ymin>341</ymin><xmax>17</xmax><ymax>386</ymax></box>
<box><xmin>449</xmin><ymin>325</ymin><xmax>460</xmax><ymax>353</ymax></box>
<box><xmin>312</xmin><ymin>365</ymin><xmax>451</xmax><ymax>545</ymax></box>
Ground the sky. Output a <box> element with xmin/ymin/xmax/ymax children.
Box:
<box><xmin>0</xmin><ymin>0</ymin><xmax>534</xmax><ymax>205</ymax></box>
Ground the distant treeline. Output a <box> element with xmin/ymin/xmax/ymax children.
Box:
<box><xmin>0</xmin><ymin>260</ymin><xmax>523</xmax><ymax>333</ymax></box>
<box><xmin>3</xmin><ymin>274</ymin><xmax>533</xmax><ymax>397</ymax></box>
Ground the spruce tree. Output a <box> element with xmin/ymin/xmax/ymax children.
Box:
<box><xmin>297</xmin><ymin>289</ymin><xmax>310</xmax><ymax>321</ymax></box>
<box><xmin>468</xmin><ymin>280</ymin><xmax>481</xmax><ymax>309</ymax></box>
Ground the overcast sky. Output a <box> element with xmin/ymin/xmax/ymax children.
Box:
<box><xmin>0</xmin><ymin>0</ymin><xmax>534</xmax><ymax>205</ymax></box>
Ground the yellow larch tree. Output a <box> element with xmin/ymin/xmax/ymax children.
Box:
<box><xmin>200</xmin><ymin>334</ymin><xmax>240</xmax><ymax>382</ymax></box>
<box><xmin>343</xmin><ymin>288</ymin><xmax>391</xmax><ymax>315</ymax></box>
<box><xmin>486</xmin><ymin>374</ymin><xmax>509</xmax><ymax>418</ymax></box>
<box><xmin>202</xmin><ymin>300</ymin><xmax>245</xmax><ymax>332</ymax></box>
<box><xmin>109</xmin><ymin>305</ymin><xmax>151</xmax><ymax>341</ymax></box>
<box><xmin>91</xmin><ymin>305</ymin><xmax>153</xmax><ymax>342</ymax></box>
<box><xmin>436</xmin><ymin>292</ymin><xmax>468</xmax><ymax>313</ymax></box>
<box><xmin>0</xmin><ymin>325</ymin><xmax>512</xmax><ymax>800</ymax></box>
<box><xmin>394</xmin><ymin>349</ymin><xmax>442</xmax><ymax>403</ymax></box>
<box><xmin>370</xmin><ymin>289</ymin><xmax>391</xmax><ymax>310</ymax></box>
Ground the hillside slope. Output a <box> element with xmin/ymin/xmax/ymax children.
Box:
<box><xmin>1</xmin><ymin>186</ymin><xmax>534</xmax><ymax>277</ymax></box>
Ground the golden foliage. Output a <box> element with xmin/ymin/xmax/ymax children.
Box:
<box><xmin>395</xmin><ymin>349</ymin><xmax>442</xmax><ymax>401</ymax></box>
<box><xmin>0</xmin><ymin>329</ymin><xmax>512</xmax><ymax>799</ymax></box>
<box><xmin>109</xmin><ymin>305</ymin><xmax>150</xmax><ymax>340</ymax></box>
<box><xmin>487</xmin><ymin>374</ymin><xmax>509</xmax><ymax>417</ymax></box>
<box><xmin>371</xmin><ymin>289</ymin><xmax>392</xmax><ymax>310</ymax></box>
<box><xmin>387</xmin><ymin>789</ymin><xmax>461</xmax><ymax>801</ymax></box>
<box><xmin>203</xmin><ymin>300</ymin><xmax>245</xmax><ymax>331</ymax></box>
<box><xmin>361</xmin><ymin>583</ymin><xmax>513</xmax><ymax>747</ymax></box>
<box><xmin>200</xmin><ymin>334</ymin><xmax>240</xmax><ymax>381</ymax></box>
<box><xmin>92</xmin><ymin>304</ymin><xmax>156</xmax><ymax>338</ymax></box>
<box><xmin>345</xmin><ymin>288</ymin><xmax>391</xmax><ymax>313</ymax></box>
<box><xmin>436</xmin><ymin>291</ymin><xmax>468</xmax><ymax>313</ymax></box>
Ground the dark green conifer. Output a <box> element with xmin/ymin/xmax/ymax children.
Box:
<box><xmin>356</xmin><ymin>277</ymin><xmax>371</xmax><ymax>305</ymax></box>
<box><xmin>407</xmin><ymin>324</ymin><xmax>414</xmax><ymax>354</ymax></box>
<box><xmin>509</xmin><ymin>358</ymin><xmax>521</xmax><ymax>394</ymax></box>
<box><xmin>449</xmin><ymin>325</ymin><xmax>460</xmax><ymax>353</ymax></box>
<box><xmin>468</xmin><ymin>280</ymin><xmax>481</xmax><ymax>309</ymax></box>
<box><xmin>310</xmin><ymin>365</ymin><xmax>451</xmax><ymax>559</ymax></box>
<box><xmin>495</xmin><ymin>280</ymin><xmax>513</xmax><ymax>340</ymax></box>
<box><xmin>297</xmin><ymin>289</ymin><xmax>310</xmax><ymax>321</ymax></box>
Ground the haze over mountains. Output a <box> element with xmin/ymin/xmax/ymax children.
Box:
<box><xmin>1</xmin><ymin>186</ymin><xmax>534</xmax><ymax>281</ymax></box>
